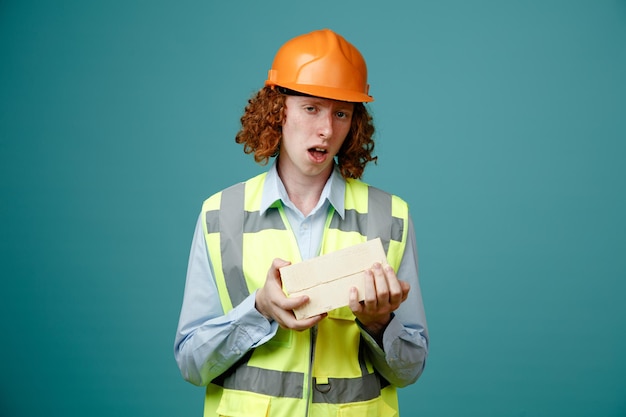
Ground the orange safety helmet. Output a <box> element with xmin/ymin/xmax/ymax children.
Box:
<box><xmin>265</xmin><ymin>29</ymin><xmax>373</xmax><ymax>103</ymax></box>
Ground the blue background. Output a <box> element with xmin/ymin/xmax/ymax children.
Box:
<box><xmin>1</xmin><ymin>1</ymin><xmax>625</xmax><ymax>416</ymax></box>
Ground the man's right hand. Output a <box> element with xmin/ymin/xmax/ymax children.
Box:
<box><xmin>255</xmin><ymin>258</ymin><xmax>326</xmax><ymax>331</ymax></box>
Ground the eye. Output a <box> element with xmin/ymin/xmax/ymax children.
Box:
<box><xmin>336</xmin><ymin>111</ymin><xmax>350</xmax><ymax>119</ymax></box>
<box><xmin>304</xmin><ymin>106</ymin><xmax>317</xmax><ymax>113</ymax></box>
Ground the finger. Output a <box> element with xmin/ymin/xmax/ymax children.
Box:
<box><xmin>400</xmin><ymin>280</ymin><xmax>411</xmax><ymax>302</ymax></box>
<box><xmin>294</xmin><ymin>313</ymin><xmax>326</xmax><ymax>330</ymax></box>
<box><xmin>363</xmin><ymin>268</ymin><xmax>377</xmax><ymax>308</ymax></box>
<box><xmin>273</xmin><ymin>257</ymin><xmax>291</xmax><ymax>268</ymax></box>
<box><xmin>348</xmin><ymin>286</ymin><xmax>362</xmax><ymax>313</ymax></box>
<box><xmin>272</xmin><ymin>258</ymin><xmax>291</xmax><ymax>281</ymax></box>
<box><xmin>383</xmin><ymin>264</ymin><xmax>404</xmax><ymax>305</ymax></box>
<box><xmin>371</xmin><ymin>263</ymin><xmax>390</xmax><ymax>306</ymax></box>
<box><xmin>282</xmin><ymin>312</ymin><xmax>326</xmax><ymax>331</ymax></box>
<box><xmin>279</xmin><ymin>294</ymin><xmax>310</xmax><ymax>311</ymax></box>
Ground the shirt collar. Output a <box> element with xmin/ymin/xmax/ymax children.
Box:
<box><xmin>260</xmin><ymin>161</ymin><xmax>346</xmax><ymax>218</ymax></box>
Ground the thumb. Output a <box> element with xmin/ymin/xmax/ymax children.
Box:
<box><xmin>271</xmin><ymin>258</ymin><xmax>291</xmax><ymax>280</ymax></box>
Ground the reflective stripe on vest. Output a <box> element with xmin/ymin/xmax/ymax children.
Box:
<box><xmin>328</xmin><ymin>185</ymin><xmax>405</xmax><ymax>252</ymax></box>
<box><xmin>211</xmin><ymin>339</ymin><xmax>390</xmax><ymax>403</ymax></box>
<box><xmin>213</xmin><ymin>365</ymin><xmax>384</xmax><ymax>403</ymax></box>
<box><xmin>204</xmin><ymin>181</ymin><xmax>289</xmax><ymax>308</ymax></box>
<box><xmin>214</xmin><ymin>362</ymin><xmax>304</xmax><ymax>398</ymax></box>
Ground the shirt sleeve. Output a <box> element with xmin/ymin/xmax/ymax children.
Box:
<box><xmin>173</xmin><ymin>214</ymin><xmax>279</xmax><ymax>386</ymax></box>
<box><xmin>357</xmin><ymin>215</ymin><xmax>429</xmax><ymax>387</ymax></box>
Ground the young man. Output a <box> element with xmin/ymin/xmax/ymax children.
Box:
<box><xmin>175</xmin><ymin>28</ymin><xmax>429</xmax><ymax>416</ymax></box>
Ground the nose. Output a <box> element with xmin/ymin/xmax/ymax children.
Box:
<box><xmin>318</xmin><ymin>111</ymin><xmax>333</xmax><ymax>139</ymax></box>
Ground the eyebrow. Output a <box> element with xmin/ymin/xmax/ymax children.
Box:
<box><xmin>298</xmin><ymin>97</ymin><xmax>353</xmax><ymax>112</ymax></box>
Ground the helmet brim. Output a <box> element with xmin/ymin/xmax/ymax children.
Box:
<box><xmin>267</xmin><ymin>81</ymin><xmax>373</xmax><ymax>103</ymax></box>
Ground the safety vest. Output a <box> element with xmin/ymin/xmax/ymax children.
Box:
<box><xmin>201</xmin><ymin>172</ymin><xmax>409</xmax><ymax>417</ymax></box>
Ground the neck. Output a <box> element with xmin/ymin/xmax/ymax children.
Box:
<box><xmin>277</xmin><ymin>163</ymin><xmax>332</xmax><ymax>216</ymax></box>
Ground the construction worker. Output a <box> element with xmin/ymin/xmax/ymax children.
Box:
<box><xmin>174</xmin><ymin>28</ymin><xmax>428</xmax><ymax>417</ymax></box>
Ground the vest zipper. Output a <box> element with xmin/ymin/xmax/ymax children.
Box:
<box><xmin>304</xmin><ymin>324</ymin><xmax>317</xmax><ymax>416</ymax></box>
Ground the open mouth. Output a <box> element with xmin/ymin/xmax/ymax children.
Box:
<box><xmin>308</xmin><ymin>147</ymin><xmax>328</xmax><ymax>161</ymax></box>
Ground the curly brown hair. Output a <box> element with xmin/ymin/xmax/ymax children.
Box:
<box><xmin>235</xmin><ymin>86</ymin><xmax>377</xmax><ymax>179</ymax></box>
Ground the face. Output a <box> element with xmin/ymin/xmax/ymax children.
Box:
<box><xmin>279</xmin><ymin>95</ymin><xmax>354</xmax><ymax>181</ymax></box>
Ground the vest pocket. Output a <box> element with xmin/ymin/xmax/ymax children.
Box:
<box><xmin>216</xmin><ymin>389</ymin><xmax>270</xmax><ymax>417</ymax></box>
<box><xmin>337</xmin><ymin>397</ymin><xmax>397</xmax><ymax>417</ymax></box>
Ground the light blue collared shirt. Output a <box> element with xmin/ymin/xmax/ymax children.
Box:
<box><xmin>261</xmin><ymin>163</ymin><xmax>345</xmax><ymax>260</ymax></box>
<box><xmin>174</xmin><ymin>161</ymin><xmax>428</xmax><ymax>388</ymax></box>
